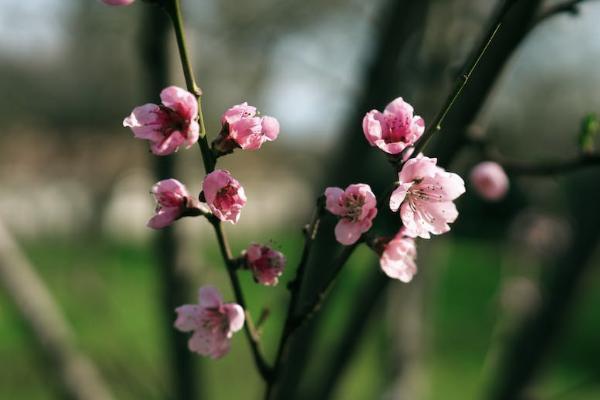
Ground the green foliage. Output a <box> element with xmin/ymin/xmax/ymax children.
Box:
<box><xmin>578</xmin><ymin>113</ymin><xmax>599</xmax><ymax>154</ymax></box>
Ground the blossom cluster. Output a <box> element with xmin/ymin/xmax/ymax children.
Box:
<box><xmin>108</xmin><ymin>0</ymin><xmax>511</xmax><ymax>367</ymax></box>
<box><xmin>123</xmin><ymin>85</ymin><xmax>283</xmax><ymax>357</ymax></box>
<box><xmin>326</xmin><ymin>97</ymin><xmax>466</xmax><ymax>283</ymax></box>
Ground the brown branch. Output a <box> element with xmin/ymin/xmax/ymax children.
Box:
<box><xmin>0</xmin><ymin>220</ymin><xmax>114</xmax><ymax>400</ymax></box>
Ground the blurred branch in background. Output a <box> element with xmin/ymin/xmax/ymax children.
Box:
<box><xmin>0</xmin><ymin>219</ymin><xmax>114</xmax><ymax>400</ymax></box>
<box><xmin>486</xmin><ymin>168</ymin><xmax>600</xmax><ymax>400</ymax></box>
<box><xmin>141</xmin><ymin>5</ymin><xmax>199</xmax><ymax>400</ymax></box>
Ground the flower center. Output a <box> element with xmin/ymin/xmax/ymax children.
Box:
<box><xmin>214</xmin><ymin>184</ymin><xmax>238</xmax><ymax>210</ymax></box>
<box><xmin>343</xmin><ymin>194</ymin><xmax>365</xmax><ymax>222</ymax></box>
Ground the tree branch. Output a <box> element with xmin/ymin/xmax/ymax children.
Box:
<box><xmin>265</xmin><ymin>199</ymin><xmax>326</xmax><ymax>398</ymax></box>
<box><xmin>501</xmin><ymin>154</ymin><xmax>600</xmax><ymax>176</ymax></box>
<box><xmin>162</xmin><ymin>0</ymin><xmax>270</xmax><ymax>381</ymax></box>
<box><xmin>209</xmin><ymin>217</ymin><xmax>272</xmax><ymax>380</ymax></box>
<box><xmin>411</xmin><ymin>0</ymin><xmax>519</xmax><ymax>156</ymax></box>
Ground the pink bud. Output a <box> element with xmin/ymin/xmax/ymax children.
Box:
<box><xmin>389</xmin><ymin>154</ymin><xmax>465</xmax><ymax>239</ymax></box>
<box><xmin>174</xmin><ymin>286</ymin><xmax>245</xmax><ymax>359</ymax></box>
<box><xmin>101</xmin><ymin>0</ymin><xmax>135</xmax><ymax>6</ymax></box>
<box><xmin>362</xmin><ymin>97</ymin><xmax>424</xmax><ymax>155</ymax></box>
<box><xmin>244</xmin><ymin>244</ymin><xmax>286</xmax><ymax>286</ymax></box>
<box><xmin>148</xmin><ymin>179</ymin><xmax>197</xmax><ymax>229</ymax></box>
<box><xmin>213</xmin><ymin>102</ymin><xmax>280</xmax><ymax>153</ymax></box>
<box><xmin>124</xmin><ymin>86</ymin><xmax>199</xmax><ymax>156</ymax></box>
<box><xmin>325</xmin><ymin>184</ymin><xmax>378</xmax><ymax>245</ymax></box>
<box><xmin>470</xmin><ymin>161</ymin><xmax>509</xmax><ymax>201</ymax></box>
<box><xmin>203</xmin><ymin>170</ymin><xmax>247</xmax><ymax>224</ymax></box>
<box><xmin>379</xmin><ymin>230</ymin><xmax>417</xmax><ymax>283</ymax></box>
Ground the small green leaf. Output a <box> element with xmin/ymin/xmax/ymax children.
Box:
<box><xmin>578</xmin><ymin>113</ymin><xmax>599</xmax><ymax>154</ymax></box>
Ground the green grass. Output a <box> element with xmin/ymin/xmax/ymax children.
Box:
<box><xmin>0</xmin><ymin>236</ymin><xmax>599</xmax><ymax>399</ymax></box>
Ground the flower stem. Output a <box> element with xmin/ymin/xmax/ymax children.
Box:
<box><xmin>163</xmin><ymin>0</ymin><xmax>214</xmax><ymax>173</ymax></box>
<box><xmin>162</xmin><ymin>0</ymin><xmax>269</xmax><ymax>380</ymax></box>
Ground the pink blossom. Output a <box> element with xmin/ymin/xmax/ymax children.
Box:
<box><xmin>470</xmin><ymin>161</ymin><xmax>509</xmax><ymax>201</ymax></box>
<box><xmin>390</xmin><ymin>154</ymin><xmax>465</xmax><ymax>239</ymax></box>
<box><xmin>244</xmin><ymin>244</ymin><xmax>286</xmax><ymax>286</ymax></box>
<box><xmin>362</xmin><ymin>97</ymin><xmax>425</xmax><ymax>155</ymax></box>
<box><xmin>379</xmin><ymin>230</ymin><xmax>417</xmax><ymax>283</ymax></box>
<box><xmin>101</xmin><ymin>0</ymin><xmax>134</xmax><ymax>5</ymax></box>
<box><xmin>325</xmin><ymin>184</ymin><xmax>378</xmax><ymax>245</ymax></box>
<box><xmin>174</xmin><ymin>286</ymin><xmax>245</xmax><ymax>359</ymax></box>
<box><xmin>213</xmin><ymin>102</ymin><xmax>280</xmax><ymax>153</ymax></box>
<box><xmin>147</xmin><ymin>179</ymin><xmax>199</xmax><ymax>229</ymax></box>
<box><xmin>123</xmin><ymin>86</ymin><xmax>199</xmax><ymax>156</ymax></box>
<box><xmin>203</xmin><ymin>170</ymin><xmax>247</xmax><ymax>224</ymax></box>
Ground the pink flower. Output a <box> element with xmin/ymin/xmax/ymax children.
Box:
<box><xmin>174</xmin><ymin>286</ymin><xmax>245</xmax><ymax>359</ymax></box>
<box><xmin>101</xmin><ymin>0</ymin><xmax>134</xmax><ymax>5</ymax></box>
<box><xmin>244</xmin><ymin>244</ymin><xmax>286</xmax><ymax>286</ymax></box>
<box><xmin>213</xmin><ymin>102</ymin><xmax>280</xmax><ymax>153</ymax></box>
<box><xmin>470</xmin><ymin>161</ymin><xmax>509</xmax><ymax>201</ymax></box>
<box><xmin>203</xmin><ymin>170</ymin><xmax>247</xmax><ymax>224</ymax></box>
<box><xmin>147</xmin><ymin>179</ymin><xmax>199</xmax><ymax>229</ymax></box>
<box><xmin>379</xmin><ymin>230</ymin><xmax>417</xmax><ymax>283</ymax></box>
<box><xmin>325</xmin><ymin>184</ymin><xmax>378</xmax><ymax>245</ymax></box>
<box><xmin>123</xmin><ymin>86</ymin><xmax>199</xmax><ymax>156</ymax></box>
<box><xmin>362</xmin><ymin>97</ymin><xmax>425</xmax><ymax>155</ymax></box>
<box><xmin>390</xmin><ymin>154</ymin><xmax>465</xmax><ymax>239</ymax></box>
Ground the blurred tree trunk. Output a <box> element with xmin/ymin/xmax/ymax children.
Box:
<box><xmin>0</xmin><ymin>219</ymin><xmax>114</xmax><ymax>400</ymax></box>
<box><xmin>142</xmin><ymin>6</ymin><xmax>199</xmax><ymax>400</ymax></box>
<box><xmin>486</xmin><ymin>170</ymin><xmax>600</xmax><ymax>399</ymax></box>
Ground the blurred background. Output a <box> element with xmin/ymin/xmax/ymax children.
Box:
<box><xmin>1</xmin><ymin>0</ymin><xmax>599</xmax><ymax>399</ymax></box>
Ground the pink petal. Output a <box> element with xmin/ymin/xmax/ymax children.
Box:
<box><xmin>160</xmin><ymin>86</ymin><xmax>198</xmax><ymax>121</ymax></box>
<box><xmin>399</xmin><ymin>155</ymin><xmax>438</xmax><ymax>184</ymax></box>
<box><xmin>188</xmin><ymin>329</ymin><xmax>230</xmax><ymax>359</ymax></box>
<box><xmin>199</xmin><ymin>286</ymin><xmax>223</xmax><ymax>309</ymax></box>
<box><xmin>151</xmin><ymin>131</ymin><xmax>186</xmax><ymax>156</ymax></box>
<box><xmin>389</xmin><ymin>184</ymin><xmax>409</xmax><ymax>212</ymax></box>
<box><xmin>261</xmin><ymin>116</ymin><xmax>280</xmax><ymax>141</ymax></box>
<box><xmin>147</xmin><ymin>207</ymin><xmax>181</xmax><ymax>229</ymax></box>
<box><xmin>324</xmin><ymin>187</ymin><xmax>345</xmax><ymax>216</ymax></box>
<box><xmin>224</xmin><ymin>304</ymin><xmax>245</xmax><ymax>334</ymax></box>
<box><xmin>174</xmin><ymin>305</ymin><xmax>202</xmax><ymax>332</ymax></box>
<box><xmin>334</xmin><ymin>219</ymin><xmax>364</xmax><ymax>245</ymax></box>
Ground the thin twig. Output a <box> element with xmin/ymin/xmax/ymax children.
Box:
<box><xmin>265</xmin><ymin>198</ymin><xmax>325</xmax><ymax>398</ymax></box>
<box><xmin>209</xmin><ymin>217</ymin><xmax>272</xmax><ymax>379</ymax></box>
<box><xmin>411</xmin><ymin>0</ymin><xmax>518</xmax><ymax>156</ymax></box>
<box><xmin>290</xmin><ymin>243</ymin><xmax>359</xmax><ymax>332</ymax></box>
<box><xmin>163</xmin><ymin>0</ymin><xmax>214</xmax><ymax>173</ymax></box>
<box><xmin>162</xmin><ymin>0</ymin><xmax>270</xmax><ymax>380</ymax></box>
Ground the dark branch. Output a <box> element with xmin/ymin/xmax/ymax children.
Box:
<box><xmin>265</xmin><ymin>198</ymin><xmax>326</xmax><ymax>397</ymax></box>
<box><xmin>535</xmin><ymin>0</ymin><xmax>587</xmax><ymax>24</ymax></box>
<box><xmin>411</xmin><ymin>0</ymin><xmax>519</xmax><ymax>156</ymax></box>
<box><xmin>502</xmin><ymin>154</ymin><xmax>600</xmax><ymax>176</ymax></box>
